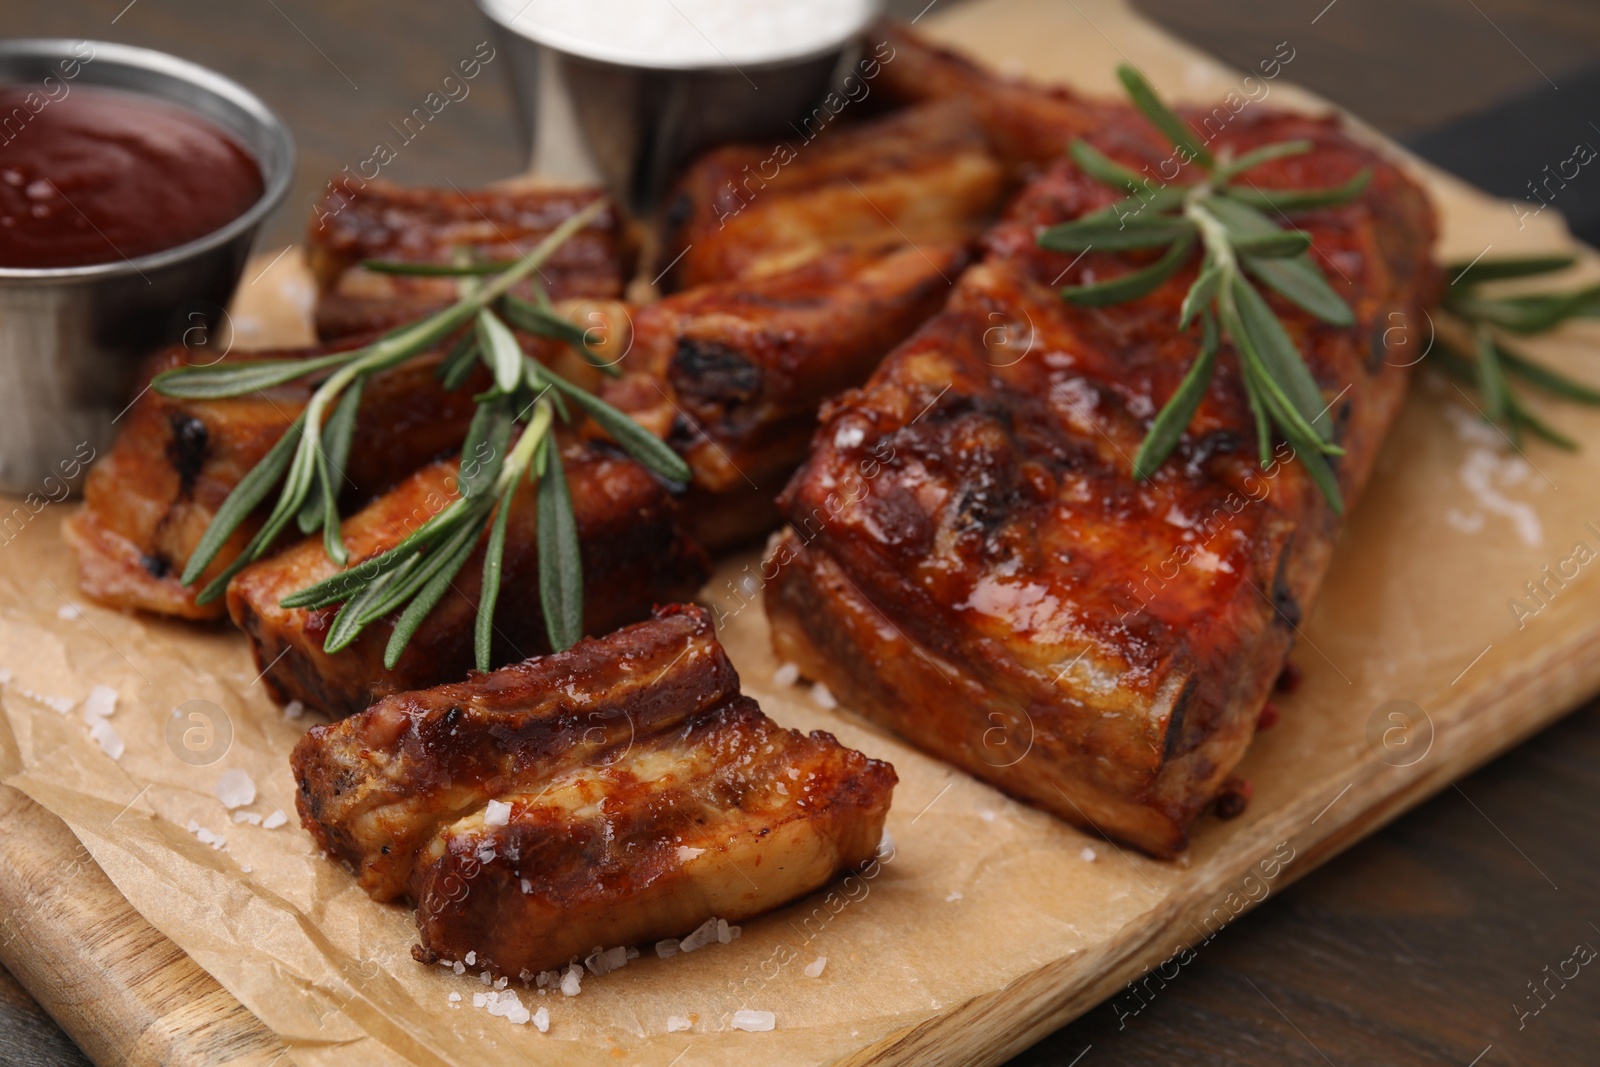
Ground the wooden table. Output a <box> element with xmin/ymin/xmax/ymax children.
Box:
<box><xmin>4</xmin><ymin>1</ymin><xmax>1598</xmax><ymax>1064</ymax></box>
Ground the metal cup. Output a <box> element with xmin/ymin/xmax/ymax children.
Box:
<box><xmin>0</xmin><ymin>39</ymin><xmax>293</xmax><ymax>495</ymax></box>
<box><xmin>476</xmin><ymin>1</ymin><xmax>880</xmax><ymax>215</ymax></box>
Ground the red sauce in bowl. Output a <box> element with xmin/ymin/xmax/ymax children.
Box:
<box><xmin>0</xmin><ymin>84</ymin><xmax>264</xmax><ymax>269</ymax></box>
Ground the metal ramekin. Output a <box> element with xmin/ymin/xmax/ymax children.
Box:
<box><xmin>0</xmin><ymin>39</ymin><xmax>293</xmax><ymax>495</ymax></box>
<box><xmin>476</xmin><ymin>1</ymin><xmax>881</xmax><ymax>214</ymax></box>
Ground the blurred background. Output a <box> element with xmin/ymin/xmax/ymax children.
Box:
<box><xmin>4</xmin><ymin>2</ymin><xmax>1599</xmax><ymax>1065</ymax></box>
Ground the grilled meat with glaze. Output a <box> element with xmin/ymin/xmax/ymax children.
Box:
<box><xmin>65</xmin><ymin>340</ymin><xmax>483</xmax><ymax>620</ymax></box>
<box><xmin>602</xmin><ymin>244</ymin><xmax>968</xmax><ymax>549</ymax></box>
<box><xmin>766</xmin><ymin>101</ymin><xmax>1438</xmax><ymax>857</ymax></box>
<box><xmin>655</xmin><ymin>100</ymin><xmax>1005</xmax><ymax>292</ymax></box>
<box><xmin>228</xmin><ymin>443</ymin><xmax>708</xmax><ymax>715</ymax></box>
<box><xmin>309</xmin><ymin>180</ymin><xmax>633</xmax><ymax>341</ymax></box>
<box><xmin>292</xmin><ymin>604</ymin><xmax>896</xmax><ymax>977</ymax></box>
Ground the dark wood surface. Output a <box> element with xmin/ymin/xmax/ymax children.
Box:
<box><xmin>4</xmin><ymin>2</ymin><xmax>1599</xmax><ymax>1065</ymax></box>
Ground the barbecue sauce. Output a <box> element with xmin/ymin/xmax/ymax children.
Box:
<box><xmin>0</xmin><ymin>84</ymin><xmax>263</xmax><ymax>269</ymax></box>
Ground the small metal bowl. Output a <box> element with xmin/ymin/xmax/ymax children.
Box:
<box><xmin>0</xmin><ymin>39</ymin><xmax>293</xmax><ymax>495</ymax></box>
<box><xmin>477</xmin><ymin>1</ymin><xmax>880</xmax><ymax>215</ymax></box>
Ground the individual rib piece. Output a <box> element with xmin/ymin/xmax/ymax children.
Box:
<box><xmin>654</xmin><ymin>100</ymin><xmax>1005</xmax><ymax>293</ymax></box>
<box><xmin>869</xmin><ymin>20</ymin><xmax>1110</xmax><ymax>174</ymax></box>
<box><xmin>602</xmin><ymin>244</ymin><xmax>968</xmax><ymax>549</ymax></box>
<box><xmin>308</xmin><ymin>180</ymin><xmax>634</xmax><ymax>340</ymax></box>
<box><xmin>228</xmin><ymin>443</ymin><xmax>709</xmax><ymax>716</ymax></box>
<box><xmin>292</xmin><ymin>604</ymin><xmax>896</xmax><ymax>978</ymax></box>
<box><xmin>65</xmin><ymin>340</ymin><xmax>482</xmax><ymax>619</ymax></box>
<box><xmin>766</xmin><ymin>106</ymin><xmax>1438</xmax><ymax>858</ymax></box>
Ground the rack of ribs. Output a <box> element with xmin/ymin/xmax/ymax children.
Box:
<box><xmin>65</xmin><ymin>340</ymin><xmax>484</xmax><ymax>619</ymax></box>
<box><xmin>292</xmin><ymin>604</ymin><xmax>895</xmax><ymax>977</ymax></box>
<box><xmin>765</xmin><ymin>92</ymin><xmax>1438</xmax><ymax>857</ymax></box>
<box><xmin>308</xmin><ymin>179</ymin><xmax>633</xmax><ymax>341</ymax></box>
<box><xmin>228</xmin><ymin>440</ymin><xmax>709</xmax><ymax>716</ymax></box>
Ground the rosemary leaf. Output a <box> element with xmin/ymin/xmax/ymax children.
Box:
<box><xmin>181</xmin><ymin>414</ymin><xmax>305</xmax><ymax>586</ymax></box>
<box><xmin>1068</xmin><ymin>139</ymin><xmax>1153</xmax><ymax>192</ymax></box>
<box><xmin>476</xmin><ymin>309</ymin><xmax>524</xmax><ymax>394</ymax></box>
<box><xmin>154</xmin><ymin>351</ymin><xmax>357</xmax><ymax>400</ymax></box>
<box><xmin>1088</xmin><ymin>186</ymin><xmax>1190</xmax><ymax>225</ymax></box>
<box><xmin>1506</xmin><ymin>390</ymin><xmax>1579</xmax><ymax>450</ymax></box>
<box><xmin>537</xmin><ymin>442</ymin><xmax>584</xmax><ymax>652</ymax></box>
<box><xmin>297</xmin><ymin>378</ymin><xmax>364</xmax><ymax>537</ymax></box>
<box><xmin>436</xmin><ymin>331</ymin><xmax>480</xmax><ymax>391</ymax></box>
<box><xmin>1242</xmin><ymin>253</ymin><xmax>1354</xmax><ymax>326</ymax></box>
<box><xmin>500</xmin><ymin>290</ymin><xmax>622</xmax><ymax>377</ymax></box>
<box><xmin>1473</xmin><ymin>325</ymin><xmax>1511</xmax><ymax>427</ymax></box>
<box><xmin>475</xmin><ymin>477</ymin><xmax>519</xmax><ymax>672</ymax></box>
<box><xmin>1038</xmin><ymin>215</ymin><xmax>1197</xmax><ymax>252</ymax></box>
<box><xmin>1446</xmin><ymin>255</ymin><xmax>1575</xmax><ymax>287</ymax></box>
<box><xmin>1242</xmin><ymin>357</ymin><xmax>1345</xmax><ymax>513</ymax></box>
<box><xmin>1062</xmin><ymin>234</ymin><xmax>1195</xmax><ymax>306</ymax></box>
<box><xmin>1242</xmin><ymin>370</ymin><xmax>1272</xmax><ymax>467</ymax></box>
<box><xmin>323</xmin><ymin>564</ymin><xmax>412</xmax><ymax>654</ymax></box>
<box><xmin>1231</xmin><ymin>229</ymin><xmax>1313</xmax><ymax>258</ymax></box>
<box><xmin>1496</xmin><ymin>342</ymin><xmax>1600</xmax><ymax>404</ymax></box>
<box><xmin>1179</xmin><ymin>258</ymin><xmax>1222</xmax><ymax>329</ymax></box>
<box><xmin>1445</xmin><ymin>285</ymin><xmax>1600</xmax><ymax>334</ymax></box>
<box><xmin>544</xmin><ymin>376</ymin><xmax>692</xmax><ymax>484</ymax></box>
<box><xmin>1133</xmin><ymin>311</ymin><xmax>1219</xmax><ymax>479</ymax></box>
<box><xmin>1228</xmin><ymin>274</ymin><xmax>1340</xmax><ymax>442</ymax></box>
<box><xmin>1213</xmin><ymin>140</ymin><xmax>1312</xmax><ymax>182</ymax></box>
<box><xmin>1220</xmin><ymin>169</ymin><xmax>1372</xmax><ymax>212</ymax></box>
<box><xmin>457</xmin><ymin>394</ymin><xmax>515</xmax><ymax>500</ymax></box>
<box><xmin>1116</xmin><ymin>64</ymin><xmax>1213</xmax><ymax>169</ymax></box>
<box><xmin>381</xmin><ymin>515</ymin><xmax>484</xmax><ymax>669</ymax></box>
<box><xmin>280</xmin><ymin>497</ymin><xmax>472</xmax><ymax>608</ymax></box>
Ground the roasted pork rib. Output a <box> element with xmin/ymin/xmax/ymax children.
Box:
<box><xmin>65</xmin><ymin>341</ymin><xmax>483</xmax><ymax>619</ymax></box>
<box><xmin>228</xmin><ymin>443</ymin><xmax>709</xmax><ymax>716</ymax></box>
<box><xmin>293</xmin><ymin>604</ymin><xmax>895</xmax><ymax>976</ymax></box>
<box><xmin>603</xmin><ymin>244</ymin><xmax>968</xmax><ymax>548</ymax></box>
<box><xmin>766</xmin><ymin>99</ymin><xmax>1438</xmax><ymax>856</ymax></box>
<box><xmin>309</xmin><ymin>180</ymin><xmax>633</xmax><ymax>341</ymax></box>
<box><xmin>654</xmin><ymin>100</ymin><xmax>1005</xmax><ymax>292</ymax></box>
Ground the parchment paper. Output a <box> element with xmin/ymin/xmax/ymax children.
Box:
<box><xmin>5</xmin><ymin>2</ymin><xmax>1600</xmax><ymax>1064</ymax></box>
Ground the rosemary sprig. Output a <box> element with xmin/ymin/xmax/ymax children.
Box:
<box><xmin>155</xmin><ymin>197</ymin><xmax>690</xmax><ymax>664</ymax></box>
<box><xmin>1435</xmin><ymin>255</ymin><xmax>1600</xmax><ymax>449</ymax></box>
<box><xmin>1038</xmin><ymin>65</ymin><xmax>1373</xmax><ymax>510</ymax></box>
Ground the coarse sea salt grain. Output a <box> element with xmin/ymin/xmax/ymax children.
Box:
<box><xmin>465</xmin><ymin>951</ymin><xmax>477</xmax><ymax>966</ymax></box>
<box><xmin>262</xmin><ymin>810</ymin><xmax>288</xmax><ymax>830</ymax></box>
<box><xmin>803</xmin><ymin>957</ymin><xmax>827</xmax><ymax>978</ymax></box>
<box><xmin>656</xmin><ymin>939</ymin><xmax>680</xmax><ymax>959</ymax></box>
<box><xmin>483</xmin><ymin>799</ymin><xmax>512</xmax><ymax>827</ymax></box>
<box><xmin>89</xmin><ymin>718</ymin><xmax>124</xmax><ymax>759</ymax></box>
<box><xmin>215</xmin><ymin>769</ymin><xmax>256</xmax><ymax>810</ymax></box>
<box><xmin>1080</xmin><ymin>847</ymin><xmax>1098</xmax><ymax>863</ymax></box>
<box><xmin>716</xmin><ymin>919</ymin><xmax>739</xmax><ymax>944</ymax></box>
<box><xmin>668</xmin><ymin>1014</ymin><xmax>693</xmax><ymax>1032</ymax></box>
<box><xmin>283</xmin><ymin>700</ymin><xmax>305</xmax><ymax>720</ymax></box>
<box><xmin>586</xmin><ymin>945</ymin><xmax>630</xmax><ymax>976</ymax></box>
<box><xmin>56</xmin><ymin>603</ymin><xmax>81</xmax><ymax>620</ymax></box>
<box><xmin>448</xmin><ymin>992</ymin><xmax>461</xmax><ymax>1003</ymax></box>
<box><xmin>810</xmin><ymin>682</ymin><xmax>837</xmax><ymax>709</ymax></box>
<box><xmin>772</xmin><ymin>662</ymin><xmax>800</xmax><ymax>687</ymax></box>
<box><xmin>233</xmin><ymin>812</ymin><xmax>262</xmax><ymax>826</ymax></box>
<box><xmin>731</xmin><ymin>1009</ymin><xmax>775</xmax><ymax>1033</ymax></box>
<box><xmin>185</xmin><ymin>820</ymin><xmax>225</xmax><ymax>850</ymax></box>
<box><xmin>80</xmin><ymin>685</ymin><xmax>117</xmax><ymax>722</ymax></box>
<box><xmin>945</xmin><ymin>891</ymin><xmax>963</xmax><ymax>902</ymax></box>
<box><xmin>676</xmin><ymin>845</ymin><xmax>704</xmax><ymax>862</ymax></box>
<box><xmin>532</xmin><ymin>1006</ymin><xmax>550</xmax><ymax>1033</ymax></box>
<box><xmin>560</xmin><ymin>965</ymin><xmax>583</xmax><ymax>997</ymax></box>
<box><xmin>0</xmin><ymin>668</ymin><xmax>11</xmax><ymax>684</ymax></box>
<box><xmin>679</xmin><ymin>917</ymin><xmax>720</xmax><ymax>953</ymax></box>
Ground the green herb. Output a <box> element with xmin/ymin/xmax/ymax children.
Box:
<box><xmin>1037</xmin><ymin>65</ymin><xmax>1370</xmax><ymax>510</ymax></box>
<box><xmin>154</xmin><ymin>197</ymin><xmax>687</xmax><ymax>662</ymax></box>
<box><xmin>1437</xmin><ymin>254</ymin><xmax>1600</xmax><ymax>449</ymax></box>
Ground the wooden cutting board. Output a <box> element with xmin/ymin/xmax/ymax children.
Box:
<box><xmin>4</xmin><ymin>1</ymin><xmax>1600</xmax><ymax>1065</ymax></box>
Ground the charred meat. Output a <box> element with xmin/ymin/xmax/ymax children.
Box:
<box><xmin>766</xmin><ymin>102</ymin><xmax>1438</xmax><ymax>857</ymax></box>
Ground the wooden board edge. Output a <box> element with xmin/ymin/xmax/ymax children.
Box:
<box><xmin>0</xmin><ymin>785</ymin><xmax>288</xmax><ymax>1067</ymax></box>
